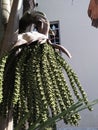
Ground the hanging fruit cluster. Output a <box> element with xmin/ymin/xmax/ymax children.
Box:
<box><xmin>0</xmin><ymin>41</ymin><xmax>92</xmax><ymax>130</ymax></box>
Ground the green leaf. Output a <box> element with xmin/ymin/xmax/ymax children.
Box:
<box><xmin>28</xmin><ymin>99</ymin><xmax>98</xmax><ymax>130</ymax></box>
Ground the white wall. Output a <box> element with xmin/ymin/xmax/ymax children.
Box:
<box><xmin>36</xmin><ymin>0</ymin><xmax>98</xmax><ymax>128</ymax></box>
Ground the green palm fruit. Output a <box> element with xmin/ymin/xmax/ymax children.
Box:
<box><xmin>0</xmin><ymin>55</ymin><xmax>7</xmax><ymax>103</ymax></box>
<box><xmin>0</xmin><ymin>42</ymin><xmax>93</xmax><ymax>129</ymax></box>
<box><xmin>55</xmin><ymin>51</ymin><xmax>92</xmax><ymax>111</ymax></box>
<box><xmin>46</xmin><ymin>45</ymin><xmax>81</xmax><ymax>124</ymax></box>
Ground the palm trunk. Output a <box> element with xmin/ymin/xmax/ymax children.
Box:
<box><xmin>0</xmin><ymin>0</ymin><xmax>19</xmax><ymax>129</ymax></box>
<box><xmin>0</xmin><ymin>110</ymin><xmax>13</xmax><ymax>130</ymax></box>
<box><xmin>0</xmin><ymin>0</ymin><xmax>11</xmax><ymax>48</ymax></box>
<box><xmin>0</xmin><ymin>0</ymin><xmax>19</xmax><ymax>57</ymax></box>
<box><xmin>0</xmin><ymin>0</ymin><xmax>35</xmax><ymax>129</ymax></box>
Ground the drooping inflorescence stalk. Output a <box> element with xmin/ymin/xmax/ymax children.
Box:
<box><xmin>0</xmin><ymin>55</ymin><xmax>8</xmax><ymax>103</ymax></box>
<box><xmin>0</xmin><ymin>42</ymin><xmax>92</xmax><ymax>129</ymax></box>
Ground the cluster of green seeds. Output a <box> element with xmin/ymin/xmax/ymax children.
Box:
<box><xmin>0</xmin><ymin>42</ymin><xmax>92</xmax><ymax>130</ymax></box>
<box><xmin>0</xmin><ymin>55</ymin><xmax>8</xmax><ymax>103</ymax></box>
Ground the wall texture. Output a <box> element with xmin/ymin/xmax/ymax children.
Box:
<box><xmin>36</xmin><ymin>0</ymin><xmax>98</xmax><ymax>128</ymax></box>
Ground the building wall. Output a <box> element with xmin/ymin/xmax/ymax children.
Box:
<box><xmin>36</xmin><ymin>0</ymin><xmax>98</xmax><ymax>129</ymax></box>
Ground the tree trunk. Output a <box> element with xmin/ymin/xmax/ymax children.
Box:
<box><xmin>0</xmin><ymin>0</ymin><xmax>35</xmax><ymax>129</ymax></box>
<box><xmin>0</xmin><ymin>0</ymin><xmax>19</xmax><ymax>129</ymax></box>
<box><xmin>0</xmin><ymin>0</ymin><xmax>11</xmax><ymax>47</ymax></box>
<box><xmin>0</xmin><ymin>110</ymin><xmax>13</xmax><ymax>130</ymax></box>
<box><xmin>0</xmin><ymin>0</ymin><xmax>19</xmax><ymax>57</ymax></box>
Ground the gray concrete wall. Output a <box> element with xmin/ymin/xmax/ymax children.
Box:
<box><xmin>36</xmin><ymin>0</ymin><xmax>98</xmax><ymax>128</ymax></box>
